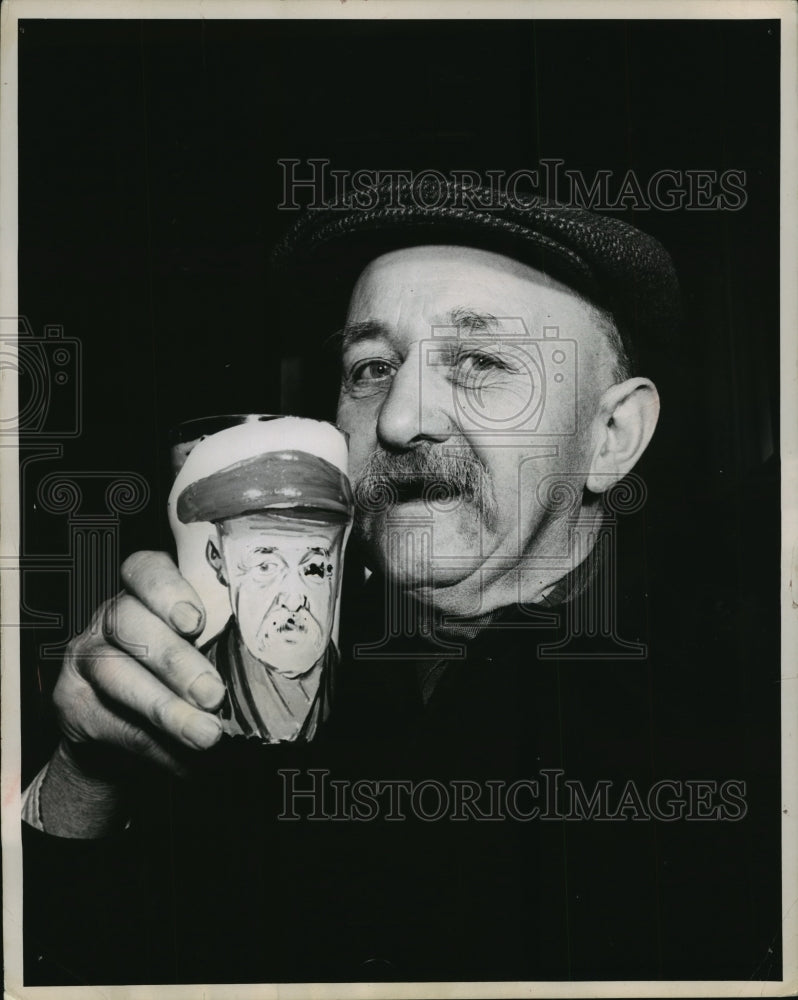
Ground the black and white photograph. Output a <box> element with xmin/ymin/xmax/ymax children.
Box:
<box><xmin>1</xmin><ymin>1</ymin><xmax>796</xmax><ymax>996</ymax></box>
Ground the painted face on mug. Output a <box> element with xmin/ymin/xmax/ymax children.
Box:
<box><xmin>207</xmin><ymin>514</ymin><xmax>345</xmax><ymax>676</ymax></box>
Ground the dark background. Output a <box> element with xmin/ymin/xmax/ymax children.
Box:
<box><xmin>17</xmin><ymin>16</ymin><xmax>781</xmax><ymax>979</ymax></box>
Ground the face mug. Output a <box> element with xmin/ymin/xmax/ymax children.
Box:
<box><xmin>168</xmin><ymin>415</ymin><xmax>354</xmax><ymax>744</ymax></box>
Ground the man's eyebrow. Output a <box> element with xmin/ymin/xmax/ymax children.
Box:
<box><xmin>447</xmin><ymin>307</ymin><xmax>501</xmax><ymax>335</ymax></box>
<box><xmin>302</xmin><ymin>546</ymin><xmax>329</xmax><ymax>558</ymax></box>
<box><xmin>252</xmin><ymin>546</ymin><xmax>277</xmax><ymax>554</ymax></box>
<box><xmin>334</xmin><ymin>311</ymin><xmax>503</xmax><ymax>348</ymax></box>
<box><xmin>333</xmin><ymin>321</ymin><xmax>391</xmax><ymax>350</ymax></box>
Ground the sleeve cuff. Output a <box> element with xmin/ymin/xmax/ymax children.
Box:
<box><xmin>21</xmin><ymin>762</ymin><xmax>49</xmax><ymax>831</ymax></box>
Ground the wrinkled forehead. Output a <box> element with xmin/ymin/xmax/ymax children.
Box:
<box><xmin>217</xmin><ymin>514</ymin><xmax>341</xmax><ymax>553</ymax></box>
<box><xmin>345</xmin><ymin>245</ymin><xmax>596</xmax><ymax>335</ymax></box>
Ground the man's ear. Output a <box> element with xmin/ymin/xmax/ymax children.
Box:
<box><xmin>206</xmin><ymin>537</ymin><xmax>227</xmax><ymax>586</ymax></box>
<box><xmin>586</xmin><ymin>377</ymin><xmax>660</xmax><ymax>494</ymax></box>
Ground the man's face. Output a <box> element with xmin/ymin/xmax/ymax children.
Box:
<box><xmin>335</xmin><ymin>245</ymin><xmax>621</xmax><ymax>614</ymax></box>
<box><xmin>211</xmin><ymin>514</ymin><xmax>344</xmax><ymax>676</ymax></box>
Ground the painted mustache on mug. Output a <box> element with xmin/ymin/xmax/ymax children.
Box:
<box><xmin>353</xmin><ymin>445</ymin><xmax>497</xmax><ymax>523</ymax></box>
<box><xmin>261</xmin><ymin>609</ymin><xmax>325</xmax><ymax>654</ymax></box>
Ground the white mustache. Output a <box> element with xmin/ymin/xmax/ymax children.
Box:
<box><xmin>353</xmin><ymin>444</ymin><xmax>498</xmax><ymax>528</ymax></box>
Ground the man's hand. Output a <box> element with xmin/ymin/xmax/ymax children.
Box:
<box><xmin>34</xmin><ymin>552</ymin><xmax>225</xmax><ymax>837</ymax></box>
<box><xmin>54</xmin><ymin>551</ymin><xmax>225</xmax><ymax>770</ymax></box>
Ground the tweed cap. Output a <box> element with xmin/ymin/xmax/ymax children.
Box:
<box><xmin>271</xmin><ymin>175</ymin><xmax>681</xmax><ymax>368</ymax></box>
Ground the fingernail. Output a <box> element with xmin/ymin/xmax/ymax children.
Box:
<box><xmin>171</xmin><ymin>601</ymin><xmax>202</xmax><ymax>634</ymax></box>
<box><xmin>189</xmin><ymin>671</ymin><xmax>226</xmax><ymax>710</ymax></box>
<box><xmin>182</xmin><ymin>713</ymin><xmax>222</xmax><ymax>750</ymax></box>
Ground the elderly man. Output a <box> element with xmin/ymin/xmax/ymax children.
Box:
<box><xmin>24</xmin><ymin>180</ymin><xmax>768</xmax><ymax>983</ymax></box>
<box><xmin>28</xmin><ymin>181</ymin><xmax>668</xmax><ymax>813</ymax></box>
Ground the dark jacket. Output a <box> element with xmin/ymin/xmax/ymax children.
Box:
<box><xmin>22</xmin><ymin>542</ymin><xmax>782</xmax><ymax>985</ymax></box>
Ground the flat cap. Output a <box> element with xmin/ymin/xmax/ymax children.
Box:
<box><xmin>271</xmin><ymin>175</ymin><xmax>681</xmax><ymax>369</ymax></box>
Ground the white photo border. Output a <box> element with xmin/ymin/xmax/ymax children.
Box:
<box><xmin>1</xmin><ymin>1</ymin><xmax>795</xmax><ymax>997</ymax></box>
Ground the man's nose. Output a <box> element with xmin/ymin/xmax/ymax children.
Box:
<box><xmin>278</xmin><ymin>592</ymin><xmax>309</xmax><ymax>613</ymax></box>
<box><xmin>376</xmin><ymin>347</ymin><xmax>453</xmax><ymax>451</ymax></box>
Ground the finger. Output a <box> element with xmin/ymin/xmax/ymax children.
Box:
<box><xmin>103</xmin><ymin>595</ymin><xmax>226</xmax><ymax>711</ymax></box>
<box><xmin>83</xmin><ymin>700</ymin><xmax>190</xmax><ymax>776</ymax></box>
<box><xmin>120</xmin><ymin>550</ymin><xmax>206</xmax><ymax>637</ymax></box>
<box><xmin>82</xmin><ymin>645</ymin><xmax>223</xmax><ymax>751</ymax></box>
<box><xmin>54</xmin><ymin>669</ymin><xmax>190</xmax><ymax>775</ymax></box>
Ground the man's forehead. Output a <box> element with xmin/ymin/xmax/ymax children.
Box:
<box><xmin>353</xmin><ymin>244</ymin><xmax>578</xmax><ymax>289</ymax></box>
<box><xmin>344</xmin><ymin>244</ymin><xmax>596</xmax><ymax>339</ymax></box>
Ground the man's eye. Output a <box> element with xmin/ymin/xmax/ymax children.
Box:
<box><xmin>461</xmin><ymin>354</ymin><xmax>495</xmax><ymax>373</ymax></box>
<box><xmin>457</xmin><ymin>352</ymin><xmax>511</xmax><ymax>377</ymax></box>
<box><xmin>350</xmin><ymin>359</ymin><xmax>397</xmax><ymax>384</ymax></box>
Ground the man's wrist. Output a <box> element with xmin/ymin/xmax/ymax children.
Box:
<box><xmin>37</xmin><ymin>740</ymin><xmax>127</xmax><ymax>839</ymax></box>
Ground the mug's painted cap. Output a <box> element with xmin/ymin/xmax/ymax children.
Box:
<box><xmin>175</xmin><ymin>417</ymin><xmax>353</xmax><ymax>524</ymax></box>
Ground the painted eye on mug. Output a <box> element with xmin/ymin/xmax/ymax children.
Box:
<box><xmin>304</xmin><ymin>560</ymin><xmax>325</xmax><ymax>579</ymax></box>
